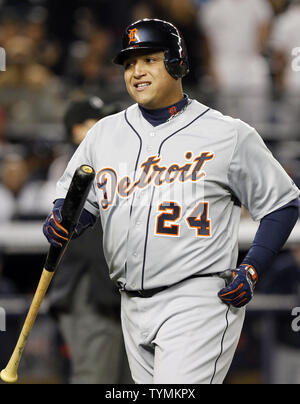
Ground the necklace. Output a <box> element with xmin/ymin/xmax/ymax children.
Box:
<box><xmin>167</xmin><ymin>99</ymin><xmax>192</xmax><ymax>122</ymax></box>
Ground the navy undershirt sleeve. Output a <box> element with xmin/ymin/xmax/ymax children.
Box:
<box><xmin>241</xmin><ymin>198</ymin><xmax>300</xmax><ymax>274</ymax></box>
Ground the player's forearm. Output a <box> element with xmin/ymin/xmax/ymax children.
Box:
<box><xmin>241</xmin><ymin>198</ymin><xmax>300</xmax><ymax>274</ymax></box>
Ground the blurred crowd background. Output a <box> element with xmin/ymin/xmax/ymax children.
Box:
<box><xmin>0</xmin><ymin>0</ymin><xmax>300</xmax><ymax>384</ymax></box>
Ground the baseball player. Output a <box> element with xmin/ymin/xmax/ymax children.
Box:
<box><xmin>43</xmin><ymin>19</ymin><xmax>300</xmax><ymax>384</ymax></box>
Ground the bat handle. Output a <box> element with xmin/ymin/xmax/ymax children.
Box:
<box><xmin>0</xmin><ymin>269</ymin><xmax>54</xmax><ymax>384</ymax></box>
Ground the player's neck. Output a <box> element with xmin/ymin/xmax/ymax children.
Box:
<box><xmin>139</xmin><ymin>94</ymin><xmax>189</xmax><ymax>127</ymax></box>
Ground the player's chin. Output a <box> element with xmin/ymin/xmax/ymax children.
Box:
<box><xmin>129</xmin><ymin>87</ymin><xmax>153</xmax><ymax>105</ymax></box>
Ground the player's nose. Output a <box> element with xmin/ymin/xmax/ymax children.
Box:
<box><xmin>133</xmin><ymin>60</ymin><xmax>146</xmax><ymax>78</ymax></box>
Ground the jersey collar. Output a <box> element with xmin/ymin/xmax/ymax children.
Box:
<box><xmin>138</xmin><ymin>94</ymin><xmax>190</xmax><ymax>127</ymax></box>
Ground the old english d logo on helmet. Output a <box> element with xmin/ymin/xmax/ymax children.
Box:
<box><xmin>128</xmin><ymin>28</ymin><xmax>139</xmax><ymax>44</ymax></box>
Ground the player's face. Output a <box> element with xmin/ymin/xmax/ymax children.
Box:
<box><xmin>123</xmin><ymin>51</ymin><xmax>183</xmax><ymax>109</ymax></box>
<box><xmin>72</xmin><ymin>119</ymin><xmax>98</xmax><ymax>145</ymax></box>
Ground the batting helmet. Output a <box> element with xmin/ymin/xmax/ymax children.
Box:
<box><xmin>113</xmin><ymin>18</ymin><xmax>189</xmax><ymax>79</ymax></box>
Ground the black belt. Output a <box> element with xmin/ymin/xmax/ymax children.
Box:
<box><xmin>122</xmin><ymin>272</ymin><xmax>223</xmax><ymax>298</ymax></box>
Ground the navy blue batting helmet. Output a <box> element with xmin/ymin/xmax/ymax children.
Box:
<box><xmin>113</xmin><ymin>18</ymin><xmax>189</xmax><ymax>79</ymax></box>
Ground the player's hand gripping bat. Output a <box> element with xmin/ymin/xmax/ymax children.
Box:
<box><xmin>0</xmin><ymin>164</ymin><xmax>95</xmax><ymax>384</ymax></box>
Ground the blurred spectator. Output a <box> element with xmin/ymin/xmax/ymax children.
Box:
<box><xmin>0</xmin><ymin>149</ymin><xmax>29</xmax><ymax>221</ymax></box>
<box><xmin>32</xmin><ymin>97</ymin><xmax>107</xmax><ymax>217</ymax></box>
<box><xmin>0</xmin><ymin>19</ymin><xmax>65</xmax><ymax>127</ymax></box>
<box><xmin>18</xmin><ymin>97</ymin><xmax>121</xmax><ymax>220</ymax></box>
<box><xmin>0</xmin><ymin>9</ymin><xmax>20</xmax><ymax>45</ymax></box>
<box><xmin>0</xmin><ymin>254</ymin><xmax>17</xmax><ymax>295</ymax></box>
<box><xmin>44</xmin><ymin>0</ymin><xmax>134</xmax><ymax>53</ymax></box>
<box><xmin>268</xmin><ymin>0</ymin><xmax>289</xmax><ymax>15</ymax></box>
<box><xmin>0</xmin><ymin>252</ymin><xmax>18</xmax><ymax>372</ymax></box>
<box><xmin>199</xmin><ymin>0</ymin><xmax>273</xmax><ymax>125</ymax></box>
<box><xmin>15</xmin><ymin>139</ymin><xmax>56</xmax><ymax>220</ymax></box>
<box><xmin>0</xmin><ymin>140</ymin><xmax>56</xmax><ymax>221</ymax></box>
<box><xmin>269</xmin><ymin>0</ymin><xmax>300</xmax><ymax>127</ymax></box>
<box><xmin>0</xmin><ymin>107</ymin><xmax>8</xmax><ymax>159</ymax></box>
<box><xmin>0</xmin><ymin>35</ymin><xmax>37</xmax><ymax>86</ymax></box>
<box><xmin>258</xmin><ymin>246</ymin><xmax>300</xmax><ymax>295</ymax></box>
<box><xmin>257</xmin><ymin>244</ymin><xmax>300</xmax><ymax>384</ymax></box>
<box><xmin>63</xmin><ymin>16</ymin><xmax>126</xmax><ymax>103</ymax></box>
<box><xmin>256</xmin><ymin>168</ymin><xmax>300</xmax><ymax>383</ymax></box>
<box><xmin>0</xmin><ymin>182</ymin><xmax>15</xmax><ymax>223</ymax></box>
<box><xmin>25</xmin><ymin>7</ymin><xmax>63</xmax><ymax>75</ymax></box>
<box><xmin>67</xmin><ymin>29</ymin><xmax>112</xmax><ymax>88</ymax></box>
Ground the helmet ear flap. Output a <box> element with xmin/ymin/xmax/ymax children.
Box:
<box><xmin>164</xmin><ymin>49</ymin><xmax>190</xmax><ymax>79</ymax></box>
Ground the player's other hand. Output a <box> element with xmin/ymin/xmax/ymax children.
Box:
<box><xmin>218</xmin><ymin>264</ymin><xmax>258</xmax><ymax>308</ymax></box>
<box><xmin>43</xmin><ymin>198</ymin><xmax>96</xmax><ymax>248</ymax></box>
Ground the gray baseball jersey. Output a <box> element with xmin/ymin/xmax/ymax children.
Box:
<box><xmin>56</xmin><ymin>100</ymin><xmax>300</xmax><ymax>291</ymax></box>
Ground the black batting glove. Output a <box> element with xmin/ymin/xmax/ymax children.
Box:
<box><xmin>218</xmin><ymin>264</ymin><xmax>258</xmax><ymax>308</ymax></box>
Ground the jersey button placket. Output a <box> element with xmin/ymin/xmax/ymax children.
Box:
<box><xmin>146</xmin><ymin>145</ymin><xmax>153</xmax><ymax>153</ymax></box>
<box><xmin>147</xmin><ymin>131</ymin><xmax>156</xmax><ymax>153</ymax></box>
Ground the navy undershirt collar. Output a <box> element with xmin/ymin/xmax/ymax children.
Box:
<box><xmin>139</xmin><ymin>94</ymin><xmax>189</xmax><ymax>127</ymax></box>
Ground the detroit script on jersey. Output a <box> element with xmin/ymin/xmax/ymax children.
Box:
<box><xmin>96</xmin><ymin>151</ymin><xmax>214</xmax><ymax>210</ymax></box>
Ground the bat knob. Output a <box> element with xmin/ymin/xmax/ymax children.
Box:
<box><xmin>81</xmin><ymin>165</ymin><xmax>94</xmax><ymax>174</ymax></box>
<box><xmin>1</xmin><ymin>368</ymin><xmax>18</xmax><ymax>384</ymax></box>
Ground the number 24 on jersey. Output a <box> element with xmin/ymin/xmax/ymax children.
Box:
<box><xmin>155</xmin><ymin>201</ymin><xmax>211</xmax><ymax>237</ymax></box>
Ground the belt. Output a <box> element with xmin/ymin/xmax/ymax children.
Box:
<box><xmin>122</xmin><ymin>272</ymin><xmax>223</xmax><ymax>298</ymax></box>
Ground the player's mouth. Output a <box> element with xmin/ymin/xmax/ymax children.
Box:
<box><xmin>134</xmin><ymin>81</ymin><xmax>151</xmax><ymax>92</ymax></box>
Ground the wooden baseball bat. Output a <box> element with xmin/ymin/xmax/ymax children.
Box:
<box><xmin>0</xmin><ymin>164</ymin><xmax>95</xmax><ymax>384</ymax></box>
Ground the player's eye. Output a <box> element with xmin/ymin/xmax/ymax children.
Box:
<box><xmin>124</xmin><ymin>61</ymin><xmax>134</xmax><ymax>70</ymax></box>
<box><xmin>145</xmin><ymin>57</ymin><xmax>156</xmax><ymax>63</ymax></box>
